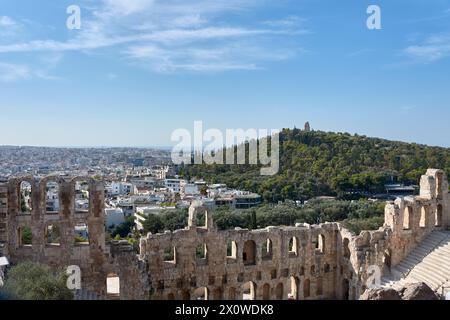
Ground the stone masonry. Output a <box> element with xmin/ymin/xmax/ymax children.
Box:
<box><xmin>0</xmin><ymin>169</ymin><xmax>448</xmax><ymax>300</ymax></box>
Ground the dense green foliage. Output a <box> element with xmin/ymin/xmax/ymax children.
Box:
<box><xmin>141</xmin><ymin>200</ymin><xmax>385</xmax><ymax>235</ymax></box>
<box><xmin>0</xmin><ymin>262</ymin><xmax>73</xmax><ymax>300</ymax></box>
<box><xmin>110</xmin><ymin>216</ymin><xmax>136</xmax><ymax>238</ymax></box>
<box><xmin>143</xmin><ymin>209</ymin><xmax>188</xmax><ymax>234</ymax></box>
<box><xmin>179</xmin><ymin>129</ymin><xmax>450</xmax><ymax>202</ymax></box>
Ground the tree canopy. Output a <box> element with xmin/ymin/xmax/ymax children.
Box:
<box><xmin>0</xmin><ymin>262</ymin><xmax>73</xmax><ymax>300</ymax></box>
<box><xmin>179</xmin><ymin>129</ymin><xmax>450</xmax><ymax>202</ymax></box>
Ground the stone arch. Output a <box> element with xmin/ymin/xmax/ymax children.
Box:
<box><xmin>383</xmin><ymin>249</ymin><xmax>391</xmax><ymax>270</ymax></box>
<box><xmin>262</xmin><ymin>283</ymin><xmax>270</xmax><ymax>300</ymax></box>
<box><xmin>71</xmin><ymin>177</ymin><xmax>94</xmax><ymax>215</ymax></box>
<box><xmin>106</xmin><ymin>273</ymin><xmax>120</xmax><ymax>298</ymax></box>
<box><xmin>419</xmin><ymin>206</ymin><xmax>427</xmax><ymax>228</ymax></box>
<box><xmin>343</xmin><ymin>238</ymin><xmax>351</xmax><ymax>259</ymax></box>
<box><xmin>243</xmin><ymin>281</ymin><xmax>257</xmax><ymax>300</ymax></box>
<box><xmin>303</xmin><ymin>279</ymin><xmax>311</xmax><ymax>298</ymax></box>
<box><xmin>212</xmin><ymin>287</ymin><xmax>223</xmax><ymax>300</ymax></box>
<box><xmin>181</xmin><ymin>290</ymin><xmax>191</xmax><ymax>300</ymax></box>
<box><xmin>17</xmin><ymin>225</ymin><xmax>32</xmax><ymax>247</ymax></box>
<box><xmin>316</xmin><ymin>277</ymin><xmax>323</xmax><ymax>296</ymax></box>
<box><xmin>342</xmin><ymin>279</ymin><xmax>350</xmax><ymax>300</ymax></box>
<box><xmin>228</xmin><ymin>287</ymin><xmax>237</xmax><ymax>300</ymax></box>
<box><xmin>275</xmin><ymin>283</ymin><xmax>284</xmax><ymax>300</ymax></box>
<box><xmin>226</xmin><ymin>241</ymin><xmax>238</xmax><ymax>259</ymax></box>
<box><xmin>289</xmin><ymin>276</ymin><xmax>300</xmax><ymax>300</ymax></box>
<box><xmin>44</xmin><ymin>181</ymin><xmax>61</xmax><ymax>214</ymax></box>
<box><xmin>17</xmin><ymin>178</ymin><xmax>34</xmax><ymax>215</ymax></box>
<box><xmin>243</xmin><ymin>240</ymin><xmax>256</xmax><ymax>265</ymax></box>
<box><xmin>40</xmin><ymin>175</ymin><xmax>65</xmax><ymax>214</ymax></box>
<box><xmin>403</xmin><ymin>206</ymin><xmax>413</xmax><ymax>230</ymax></box>
<box><xmin>196</xmin><ymin>243</ymin><xmax>207</xmax><ymax>261</ymax></box>
<box><xmin>316</xmin><ymin>234</ymin><xmax>325</xmax><ymax>253</ymax></box>
<box><xmin>188</xmin><ymin>202</ymin><xmax>213</xmax><ymax>229</ymax></box>
<box><xmin>163</xmin><ymin>246</ymin><xmax>176</xmax><ymax>264</ymax></box>
<box><xmin>288</xmin><ymin>236</ymin><xmax>298</xmax><ymax>256</ymax></box>
<box><xmin>194</xmin><ymin>287</ymin><xmax>208</xmax><ymax>300</ymax></box>
<box><xmin>436</xmin><ymin>204</ymin><xmax>443</xmax><ymax>227</ymax></box>
<box><xmin>45</xmin><ymin>223</ymin><xmax>61</xmax><ymax>246</ymax></box>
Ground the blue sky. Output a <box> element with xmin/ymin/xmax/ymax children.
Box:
<box><xmin>0</xmin><ymin>0</ymin><xmax>449</xmax><ymax>147</ymax></box>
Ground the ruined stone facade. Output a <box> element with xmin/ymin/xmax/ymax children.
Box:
<box><xmin>0</xmin><ymin>169</ymin><xmax>448</xmax><ymax>300</ymax></box>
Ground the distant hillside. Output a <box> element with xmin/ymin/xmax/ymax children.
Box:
<box><xmin>179</xmin><ymin>129</ymin><xmax>450</xmax><ymax>202</ymax></box>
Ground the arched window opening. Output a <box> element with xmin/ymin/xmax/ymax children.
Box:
<box><xmin>74</xmin><ymin>223</ymin><xmax>89</xmax><ymax>245</ymax></box>
<box><xmin>106</xmin><ymin>273</ymin><xmax>120</xmax><ymax>299</ymax></box>
<box><xmin>19</xmin><ymin>181</ymin><xmax>32</xmax><ymax>214</ymax></box>
<box><xmin>228</xmin><ymin>287</ymin><xmax>236</xmax><ymax>300</ymax></box>
<box><xmin>243</xmin><ymin>282</ymin><xmax>256</xmax><ymax>300</ymax></box>
<box><xmin>195</xmin><ymin>211</ymin><xmax>206</xmax><ymax>228</ymax></box>
<box><xmin>196</xmin><ymin>244</ymin><xmax>207</xmax><ymax>261</ymax></box>
<box><xmin>212</xmin><ymin>288</ymin><xmax>223</xmax><ymax>300</ymax></box>
<box><xmin>275</xmin><ymin>283</ymin><xmax>283</xmax><ymax>300</ymax></box>
<box><xmin>182</xmin><ymin>291</ymin><xmax>191</xmax><ymax>300</ymax></box>
<box><xmin>262</xmin><ymin>284</ymin><xmax>270</xmax><ymax>300</ymax></box>
<box><xmin>316</xmin><ymin>278</ymin><xmax>323</xmax><ymax>296</ymax></box>
<box><xmin>419</xmin><ymin>206</ymin><xmax>427</xmax><ymax>228</ymax></box>
<box><xmin>262</xmin><ymin>239</ymin><xmax>273</xmax><ymax>260</ymax></box>
<box><xmin>289</xmin><ymin>237</ymin><xmax>298</xmax><ymax>256</ymax></box>
<box><xmin>303</xmin><ymin>279</ymin><xmax>311</xmax><ymax>298</ymax></box>
<box><xmin>45</xmin><ymin>181</ymin><xmax>60</xmax><ymax>213</ymax></box>
<box><xmin>343</xmin><ymin>238</ymin><xmax>351</xmax><ymax>259</ymax></box>
<box><xmin>167</xmin><ymin>293</ymin><xmax>175</xmax><ymax>300</ymax></box>
<box><xmin>75</xmin><ymin>181</ymin><xmax>90</xmax><ymax>213</ymax></box>
<box><xmin>403</xmin><ymin>206</ymin><xmax>413</xmax><ymax>230</ymax></box>
<box><xmin>45</xmin><ymin>224</ymin><xmax>61</xmax><ymax>246</ymax></box>
<box><xmin>194</xmin><ymin>287</ymin><xmax>208</xmax><ymax>300</ymax></box>
<box><xmin>289</xmin><ymin>277</ymin><xmax>300</xmax><ymax>300</ymax></box>
<box><xmin>243</xmin><ymin>240</ymin><xmax>256</xmax><ymax>265</ymax></box>
<box><xmin>164</xmin><ymin>246</ymin><xmax>176</xmax><ymax>264</ymax></box>
<box><xmin>316</xmin><ymin>234</ymin><xmax>325</xmax><ymax>253</ymax></box>
<box><xmin>342</xmin><ymin>279</ymin><xmax>350</xmax><ymax>300</ymax></box>
<box><xmin>18</xmin><ymin>226</ymin><xmax>32</xmax><ymax>247</ymax></box>
<box><xmin>435</xmin><ymin>205</ymin><xmax>443</xmax><ymax>227</ymax></box>
<box><xmin>227</xmin><ymin>241</ymin><xmax>238</xmax><ymax>259</ymax></box>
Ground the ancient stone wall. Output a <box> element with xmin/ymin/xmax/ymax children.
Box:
<box><xmin>0</xmin><ymin>169</ymin><xmax>448</xmax><ymax>300</ymax></box>
<box><xmin>140</xmin><ymin>204</ymin><xmax>343</xmax><ymax>300</ymax></box>
<box><xmin>0</xmin><ymin>176</ymin><xmax>148</xmax><ymax>299</ymax></box>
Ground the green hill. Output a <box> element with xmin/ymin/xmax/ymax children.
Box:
<box><xmin>179</xmin><ymin>128</ymin><xmax>450</xmax><ymax>202</ymax></box>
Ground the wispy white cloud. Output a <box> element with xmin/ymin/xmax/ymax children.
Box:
<box><xmin>0</xmin><ymin>62</ymin><xmax>30</xmax><ymax>82</ymax></box>
<box><xmin>263</xmin><ymin>16</ymin><xmax>306</xmax><ymax>28</ymax></box>
<box><xmin>0</xmin><ymin>60</ymin><xmax>61</xmax><ymax>82</ymax></box>
<box><xmin>0</xmin><ymin>0</ymin><xmax>305</xmax><ymax>74</ymax></box>
<box><xmin>403</xmin><ymin>33</ymin><xmax>450</xmax><ymax>63</ymax></box>
<box><xmin>0</xmin><ymin>16</ymin><xmax>16</xmax><ymax>27</ymax></box>
<box><xmin>0</xmin><ymin>16</ymin><xmax>22</xmax><ymax>38</ymax></box>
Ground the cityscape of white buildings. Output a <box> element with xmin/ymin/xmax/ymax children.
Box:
<box><xmin>0</xmin><ymin>146</ymin><xmax>262</xmax><ymax>238</ymax></box>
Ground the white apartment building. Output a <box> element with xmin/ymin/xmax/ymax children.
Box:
<box><xmin>182</xmin><ymin>183</ymin><xmax>200</xmax><ymax>197</ymax></box>
<box><xmin>105</xmin><ymin>208</ymin><xmax>126</xmax><ymax>228</ymax></box>
<box><xmin>106</xmin><ymin>182</ymin><xmax>137</xmax><ymax>196</ymax></box>
<box><xmin>165</xmin><ymin>179</ymin><xmax>186</xmax><ymax>194</ymax></box>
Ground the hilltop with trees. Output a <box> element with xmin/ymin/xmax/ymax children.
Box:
<box><xmin>179</xmin><ymin>128</ymin><xmax>450</xmax><ymax>202</ymax></box>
